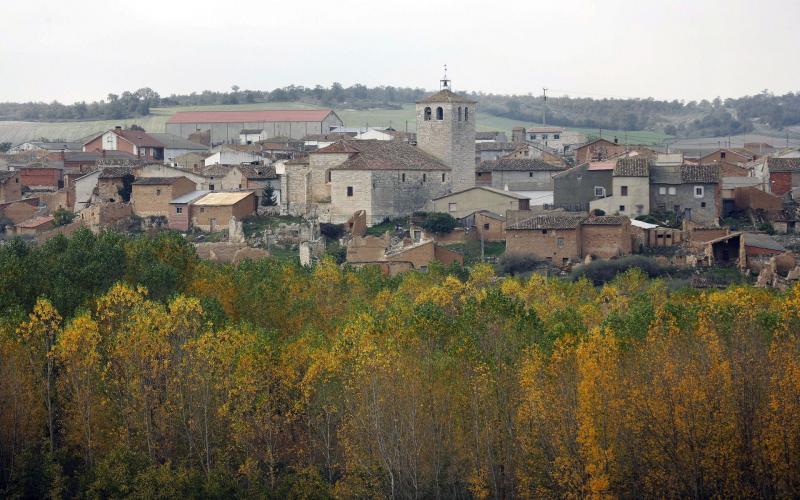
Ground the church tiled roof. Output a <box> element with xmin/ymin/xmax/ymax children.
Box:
<box><xmin>477</xmin><ymin>158</ymin><xmax>565</xmax><ymax>173</ymax></box>
<box><xmin>416</xmin><ymin>88</ymin><xmax>477</xmax><ymax>104</ymax></box>
<box><xmin>323</xmin><ymin>140</ymin><xmax>449</xmax><ymax>171</ymax></box>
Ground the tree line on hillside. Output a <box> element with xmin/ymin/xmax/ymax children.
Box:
<box><xmin>2</xmin><ymin>83</ymin><xmax>800</xmax><ymax>138</ymax></box>
<box><xmin>1</xmin><ymin>228</ymin><xmax>799</xmax><ymax>498</ymax></box>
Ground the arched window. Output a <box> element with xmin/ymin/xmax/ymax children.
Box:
<box><xmin>424</xmin><ymin>107</ymin><xmax>432</xmax><ymax>121</ymax></box>
<box><xmin>458</xmin><ymin>107</ymin><xmax>462</xmax><ymax>121</ymax></box>
<box><xmin>436</xmin><ymin>107</ymin><xmax>444</xmax><ymax>120</ymax></box>
<box><xmin>464</xmin><ymin>107</ymin><xmax>469</xmax><ymax>121</ymax></box>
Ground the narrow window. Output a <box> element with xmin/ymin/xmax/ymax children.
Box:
<box><xmin>464</xmin><ymin>107</ymin><xmax>469</xmax><ymax>121</ymax></box>
<box><xmin>209</xmin><ymin>184</ymin><xmax>215</xmax><ymax>191</ymax></box>
<box><xmin>422</xmin><ymin>173</ymin><xmax>427</xmax><ymax>182</ymax></box>
<box><xmin>448</xmin><ymin>202</ymin><xmax>457</xmax><ymax>212</ymax></box>
<box><xmin>594</xmin><ymin>186</ymin><xmax>605</xmax><ymax>197</ymax></box>
<box><xmin>442</xmin><ymin>173</ymin><xmax>446</xmax><ymax>182</ymax></box>
<box><xmin>424</xmin><ymin>107</ymin><xmax>432</xmax><ymax>121</ymax></box>
<box><xmin>325</xmin><ymin>170</ymin><xmax>331</xmax><ymax>183</ymax></box>
<box><xmin>694</xmin><ymin>186</ymin><xmax>704</xmax><ymax>197</ymax></box>
<box><xmin>557</xmin><ymin>237</ymin><xmax>565</xmax><ymax>248</ymax></box>
<box><xmin>529</xmin><ymin>172</ymin><xmax>533</xmax><ymax>177</ymax></box>
<box><xmin>347</xmin><ymin>186</ymin><xmax>353</xmax><ymax>197</ymax></box>
<box><xmin>200</xmin><ymin>207</ymin><xmax>205</xmax><ymax>213</ymax></box>
<box><xmin>401</xmin><ymin>173</ymin><xmax>406</xmax><ymax>182</ymax></box>
<box><xmin>621</xmin><ymin>185</ymin><xmax>628</xmax><ymax>196</ymax></box>
<box><xmin>721</xmin><ymin>151</ymin><xmax>726</xmax><ymax>159</ymax></box>
<box><xmin>156</xmin><ymin>189</ymin><xmax>161</xmax><ymax>196</ymax></box>
<box><xmin>458</xmin><ymin>107</ymin><xmax>462</xmax><ymax>121</ymax></box>
<box><xmin>436</xmin><ymin>107</ymin><xmax>444</xmax><ymax>120</ymax></box>
<box><xmin>619</xmin><ymin>205</ymin><xmax>626</xmax><ymax>212</ymax></box>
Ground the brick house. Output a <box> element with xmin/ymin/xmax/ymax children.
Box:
<box><xmin>19</xmin><ymin>163</ymin><xmax>63</xmax><ymax>190</ymax></box>
<box><xmin>574</xmin><ymin>138</ymin><xmax>627</xmax><ymax>164</ymax></box>
<box><xmin>0</xmin><ymin>171</ymin><xmax>22</xmax><ymax>202</ymax></box>
<box><xmin>83</xmin><ymin>127</ymin><xmax>165</xmax><ymax>162</ymax></box>
<box><xmin>766</xmin><ymin>157</ymin><xmax>800</xmax><ymax>196</ymax></box>
<box><xmin>168</xmin><ymin>191</ymin><xmax>210</xmax><ymax>231</ymax></box>
<box><xmin>505</xmin><ymin>213</ymin><xmax>632</xmax><ymax>265</ymax></box>
<box><xmin>189</xmin><ymin>191</ymin><xmax>257</xmax><ymax>232</ymax></box>
<box><xmin>131</xmin><ymin>177</ymin><xmax>196</xmax><ymax>217</ymax></box>
<box><xmin>475</xmin><ymin>158</ymin><xmax>566</xmax><ymax>191</ymax></box>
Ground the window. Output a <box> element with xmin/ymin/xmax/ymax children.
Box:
<box><xmin>659</xmin><ymin>186</ymin><xmax>666</xmax><ymax>195</ymax></box>
<box><xmin>458</xmin><ymin>107</ymin><xmax>462</xmax><ymax>121</ymax></box>
<box><xmin>176</xmin><ymin>207</ymin><xmax>183</xmax><ymax>214</ymax></box>
<box><xmin>554</xmin><ymin>134</ymin><xmax>560</xmax><ymax>139</ymax></box>
<box><xmin>483</xmin><ymin>223</ymin><xmax>490</xmax><ymax>230</ymax></box>
<box><xmin>594</xmin><ymin>186</ymin><xmax>606</xmax><ymax>197</ymax></box>
<box><xmin>530</xmin><ymin>134</ymin><xmax>537</xmax><ymax>140</ymax></box>
<box><xmin>346</xmin><ymin>186</ymin><xmax>353</xmax><ymax>197</ymax></box>
<box><xmin>557</xmin><ymin>237</ymin><xmax>565</xmax><ymax>248</ymax></box>
<box><xmin>200</xmin><ymin>207</ymin><xmax>205</xmax><ymax>213</ymax></box>
<box><xmin>442</xmin><ymin>173</ymin><xmax>446</xmax><ymax>182</ymax></box>
<box><xmin>529</xmin><ymin>172</ymin><xmax>533</xmax><ymax>177</ymax></box>
<box><xmin>694</xmin><ymin>186</ymin><xmax>704</xmax><ymax>198</ymax></box>
<box><xmin>209</xmin><ymin>184</ymin><xmax>215</xmax><ymax>191</ymax></box>
<box><xmin>721</xmin><ymin>151</ymin><xmax>726</xmax><ymax>159</ymax></box>
<box><xmin>701</xmin><ymin>202</ymin><xmax>707</xmax><ymax>208</ymax></box>
<box><xmin>238</xmin><ymin>184</ymin><xmax>242</xmax><ymax>189</ymax></box>
<box><xmin>620</xmin><ymin>185</ymin><xmax>628</xmax><ymax>196</ymax></box>
<box><xmin>325</xmin><ymin>170</ymin><xmax>331</xmax><ymax>183</ymax></box>
<box><xmin>436</xmin><ymin>107</ymin><xmax>444</xmax><ymax>120</ymax></box>
<box><xmin>542</xmin><ymin>229</ymin><xmax>548</xmax><ymax>234</ymax></box>
<box><xmin>424</xmin><ymin>107</ymin><xmax>432</xmax><ymax>121</ymax></box>
<box><xmin>448</xmin><ymin>202</ymin><xmax>457</xmax><ymax>212</ymax></box>
<box><xmin>619</xmin><ymin>205</ymin><xmax>626</xmax><ymax>212</ymax></box>
<box><xmin>542</xmin><ymin>134</ymin><xmax>548</xmax><ymax>140</ymax></box>
<box><xmin>464</xmin><ymin>107</ymin><xmax>469</xmax><ymax>121</ymax></box>
<box><xmin>156</xmin><ymin>189</ymin><xmax>161</xmax><ymax>196</ymax></box>
<box><xmin>668</xmin><ymin>187</ymin><xmax>676</xmax><ymax>195</ymax></box>
<box><xmin>422</xmin><ymin>173</ymin><xmax>427</xmax><ymax>182</ymax></box>
<box><xmin>401</xmin><ymin>173</ymin><xmax>406</xmax><ymax>182</ymax></box>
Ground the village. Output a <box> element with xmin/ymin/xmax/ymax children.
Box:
<box><xmin>1</xmin><ymin>76</ymin><xmax>800</xmax><ymax>288</ymax></box>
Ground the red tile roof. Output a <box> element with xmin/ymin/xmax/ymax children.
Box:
<box><xmin>114</xmin><ymin>129</ymin><xmax>164</xmax><ymax>148</ymax></box>
<box><xmin>167</xmin><ymin>109</ymin><xmax>335</xmax><ymax>124</ymax></box>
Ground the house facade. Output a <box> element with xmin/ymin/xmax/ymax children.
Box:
<box><xmin>476</xmin><ymin>158</ymin><xmax>565</xmax><ymax>191</ymax></box>
<box><xmin>0</xmin><ymin>171</ymin><xmax>22</xmax><ymax>202</ymax></box>
<box><xmin>590</xmin><ymin>157</ymin><xmax>651</xmax><ymax>217</ymax></box>
<box><xmin>553</xmin><ymin>160</ymin><xmax>615</xmax><ymax>211</ymax></box>
<box><xmin>431</xmin><ymin>186</ymin><xmax>529</xmax><ymax>219</ymax></box>
<box><xmin>83</xmin><ymin>127</ymin><xmax>165</xmax><ymax>161</ymax></box>
<box><xmin>650</xmin><ymin>164</ymin><xmax>720</xmax><ymax>224</ymax></box>
<box><xmin>131</xmin><ymin>177</ymin><xmax>196</xmax><ymax>217</ymax></box>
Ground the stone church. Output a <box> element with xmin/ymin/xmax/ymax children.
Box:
<box><xmin>281</xmin><ymin>77</ymin><xmax>477</xmax><ymax>225</ymax></box>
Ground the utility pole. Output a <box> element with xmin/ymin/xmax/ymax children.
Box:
<box><xmin>542</xmin><ymin>88</ymin><xmax>547</xmax><ymax>127</ymax></box>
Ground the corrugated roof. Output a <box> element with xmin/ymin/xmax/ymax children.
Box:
<box><xmin>170</xmin><ymin>190</ymin><xmax>210</xmax><ymax>204</ymax></box>
<box><xmin>167</xmin><ymin>109</ymin><xmax>334</xmax><ymax>124</ymax></box>
<box><xmin>477</xmin><ymin>158</ymin><xmax>565</xmax><ymax>173</ymax></box>
<box><xmin>417</xmin><ymin>89</ymin><xmax>477</xmax><ymax>104</ymax></box>
<box><xmin>192</xmin><ymin>191</ymin><xmax>254</xmax><ymax>206</ymax></box>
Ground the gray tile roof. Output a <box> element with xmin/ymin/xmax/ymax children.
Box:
<box><xmin>477</xmin><ymin>158</ymin><xmax>565</xmax><ymax>173</ymax></box>
<box><xmin>613</xmin><ymin>157</ymin><xmax>650</xmax><ymax>177</ymax></box>
<box><xmin>507</xmin><ymin>214</ymin><xmax>584</xmax><ymax>230</ymax></box>
<box><xmin>98</xmin><ymin>166</ymin><xmax>135</xmax><ymax>179</ymax></box>
<box><xmin>680</xmin><ymin>164</ymin><xmax>720</xmax><ymax>183</ymax></box>
<box><xmin>475</xmin><ymin>141</ymin><xmax>518</xmax><ymax>152</ymax></box>
<box><xmin>238</xmin><ymin>164</ymin><xmax>277</xmax><ymax>180</ymax></box>
<box><xmin>767</xmin><ymin>157</ymin><xmax>800</xmax><ymax>173</ymax></box>
<box><xmin>417</xmin><ymin>88</ymin><xmax>477</xmax><ymax>104</ymax></box>
<box><xmin>326</xmin><ymin>140</ymin><xmax>449</xmax><ymax>171</ymax></box>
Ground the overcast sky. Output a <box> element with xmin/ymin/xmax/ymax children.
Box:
<box><xmin>1</xmin><ymin>0</ymin><xmax>798</xmax><ymax>104</ymax></box>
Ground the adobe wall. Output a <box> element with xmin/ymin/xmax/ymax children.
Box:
<box><xmin>581</xmin><ymin>224</ymin><xmax>631</xmax><ymax>259</ymax></box>
<box><xmin>505</xmin><ymin>228</ymin><xmax>580</xmax><ymax>264</ymax></box>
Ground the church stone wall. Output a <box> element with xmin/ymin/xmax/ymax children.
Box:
<box><xmin>416</xmin><ymin>99</ymin><xmax>476</xmax><ymax>192</ymax></box>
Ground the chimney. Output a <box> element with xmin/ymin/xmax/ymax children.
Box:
<box><xmin>614</xmin><ymin>137</ymin><xmax>619</xmax><ymax>144</ymax></box>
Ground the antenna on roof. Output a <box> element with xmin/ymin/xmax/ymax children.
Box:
<box><xmin>440</xmin><ymin>64</ymin><xmax>450</xmax><ymax>90</ymax></box>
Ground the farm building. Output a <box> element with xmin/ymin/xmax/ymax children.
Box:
<box><xmin>165</xmin><ymin>109</ymin><xmax>343</xmax><ymax>145</ymax></box>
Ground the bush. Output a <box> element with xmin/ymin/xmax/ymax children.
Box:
<box><xmin>592</xmin><ymin>208</ymin><xmax>606</xmax><ymax>216</ymax></box>
<box><xmin>320</xmin><ymin>223</ymin><xmax>345</xmax><ymax>240</ymax></box>
<box><xmin>571</xmin><ymin>255</ymin><xmax>669</xmax><ymax>284</ymax></box>
<box><xmin>419</xmin><ymin>212</ymin><xmax>457</xmax><ymax>234</ymax></box>
<box><xmin>757</xmin><ymin>222</ymin><xmax>776</xmax><ymax>235</ymax></box>
<box><xmin>497</xmin><ymin>253</ymin><xmax>541</xmax><ymax>276</ymax></box>
<box><xmin>635</xmin><ymin>214</ymin><xmax>659</xmax><ymax>225</ymax></box>
<box><xmin>53</xmin><ymin>209</ymin><xmax>76</xmax><ymax>227</ymax></box>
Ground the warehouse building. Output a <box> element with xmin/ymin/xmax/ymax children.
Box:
<box><xmin>165</xmin><ymin>109</ymin><xmax>343</xmax><ymax>145</ymax></box>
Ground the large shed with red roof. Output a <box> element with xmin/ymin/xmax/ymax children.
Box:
<box><xmin>165</xmin><ymin>109</ymin><xmax>343</xmax><ymax>145</ymax></box>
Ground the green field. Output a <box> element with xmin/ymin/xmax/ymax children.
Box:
<box><xmin>0</xmin><ymin>101</ymin><xmax>670</xmax><ymax>146</ymax></box>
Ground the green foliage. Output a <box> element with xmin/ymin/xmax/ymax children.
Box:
<box><xmin>261</xmin><ymin>184</ymin><xmax>277</xmax><ymax>206</ymax></box>
<box><xmin>0</xmin><ymin>142</ymin><xmax>11</xmax><ymax>153</ymax></box>
<box><xmin>592</xmin><ymin>208</ymin><xmax>606</xmax><ymax>216</ymax></box>
<box><xmin>417</xmin><ymin>212</ymin><xmax>457</xmax><ymax>234</ymax></box>
<box><xmin>52</xmin><ymin>208</ymin><xmax>76</xmax><ymax>227</ymax></box>
<box><xmin>319</xmin><ymin>223</ymin><xmax>345</xmax><ymax>240</ymax></box>
<box><xmin>757</xmin><ymin>221</ymin><xmax>776</xmax><ymax>235</ymax></box>
<box><xmin>635</xmin><ymin>214</ymin><xmax>659</xmax><ymax>224</ymax></box>
<box><xmin>497</xmin><ymin>253</ymin><xmax>541</xmax><ymax>276</ymax></box>
<box><xmin>571</xmin><ymin>255</ymin><xmax>671</xmax><ymax>284</ymax></box>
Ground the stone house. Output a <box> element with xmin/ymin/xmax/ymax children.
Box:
<box><xmin>502</xmin><ymin>143</ymin><xmax>568</xmax><ymax>168</ymax></box>
<box><xmin>83</xmin><ymin>127</ymin><xmax>165</xmax><ymax>162</ymax></box>
<box><xmin>96</xmin><ymin>166</ymin><xmax>136</xmax><ymax>203</ymax></box>
<box><xmin>131</xmin><ymin>177</ymin><xmax>196</xmax><ymax>217</ymax></box>
<box><xmin>431</xmin><ymin>186</ymin><xmax>530</xmax><ymax>219</ymax></box>
<box><xmin>766</xmin><ymin>157</ymin><xmax>800</xmax><ymax>196</ymax></box>
<box><xmin>328</xmin><ymin>140</ymin><xmax>451</xmax><ymax>224</ymax></box>
<box><xmin>0</xmin><ymin>171</ymin><xmax>22</xmax><ymax>202</ymax></box>
<box><xmin>590</xmin><ymin>156</ymin><xmax>651</xmax><ymax>217</ymax></box>
<box><xmin>475</xmin><ymin>158</ymin><xmax>565</xmax><ymax>191</ymax></box>
<box><xmin>553</xmin><ymin>160</ymin><xmax>615</xmax><ymax>211</ymax></box>
<box><xmin>346</xmin><ymin>233</ymin><xmax>463</xmax><ymax>275</ymax></box>
<box><xmin>189</xmin><ymin>191</ymin><xmax>257</xmax><ymax>232</ymax></box>
<box><xmin>475</xmin><ymin>141</ymin><xmax>518</xmax><ymax>163</ymax></box>
<box><xmin>650</xmin><ymin>164</ymin><xmax>720</xmax><ymax>225</ymax></box>
<box><xmin>574</xmin><ymin>138</ymin><xmax>627</xmax><ymax>164</ymax></box>
<box><xmin>238</xmin><ymin>165</ymin><xmax>280</xmax><ymax>206</ymax></box>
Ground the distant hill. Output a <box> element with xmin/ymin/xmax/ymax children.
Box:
<box><xmin>1</xmin><ymin>84</ymin><xmax>799</xmax><ymax>146</ymax></box>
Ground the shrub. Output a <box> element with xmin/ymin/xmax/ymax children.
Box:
<box><xmin>757</xmin><ymin>222</ymin><xmax>776</xmax><ymax>235</ymax></box>
<box><xmin>53</xmin><ymin>208</ymin><xmax>76</xmax><ymax>227</ymax></box>
<box><xmin>497</xmin><ymin>253</ymin><xmax>540</xmax><ymax>276</ymax></box>
<box><xmin>419</xmin><ymin>212</ymin><xmax>457</xmax><ymax>234</ymax></box>
<box><xmin>592</xmin><ymin>208</ymin><xmax>606</xmax><ymax>216</ymax></box>
<box><xmin>635</xmin><ymin>214</ymin><xmax>659</xmax><ymax>224</ymax></box>
<box><xmin>571</xmin><ymin>255</ymin><xmax>669</xmax><ymax>284</ymax></box>
<box><xmin>320</xmin><ymin>223</ymin><xmax>345</xmax><ymax>240</ymax></box>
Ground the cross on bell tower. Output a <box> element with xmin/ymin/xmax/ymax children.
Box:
<box><xmin>440</xmin><ymin>64</ymin><xmax>450</xmax><ymax>90</ymax></box>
